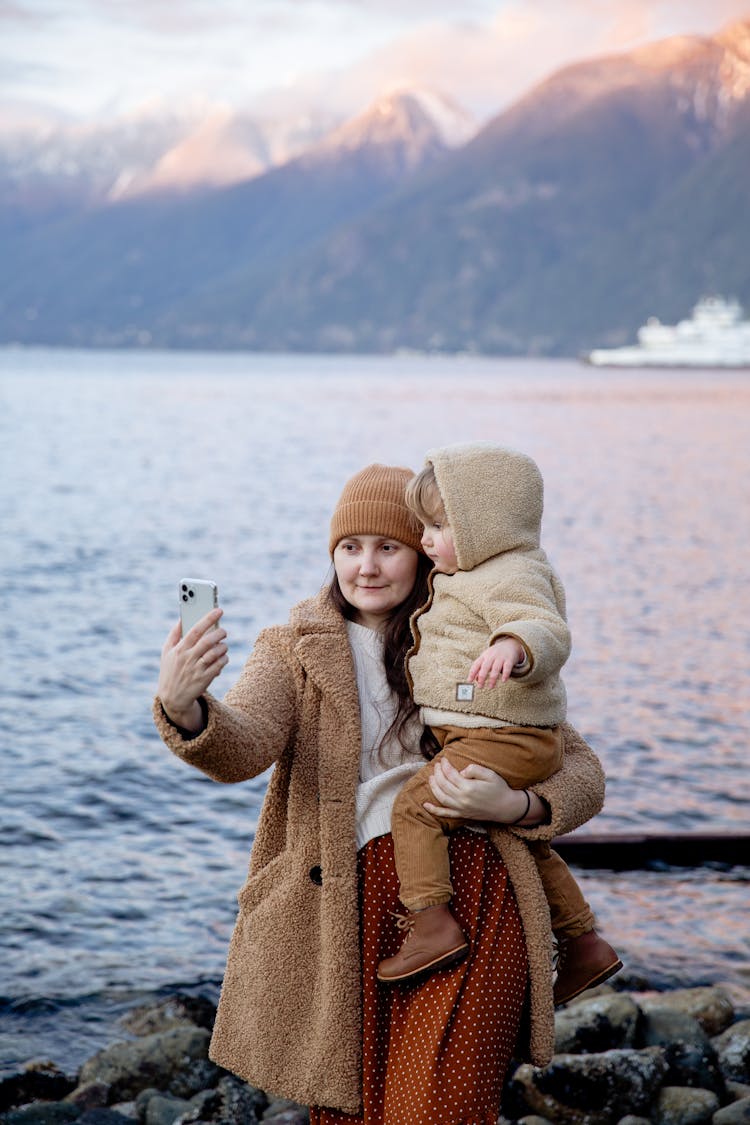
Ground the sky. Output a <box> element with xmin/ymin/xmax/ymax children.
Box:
<box><xmin>2</xmin><ymin>0</ymin><xmax>750</xmax><ymax>127</ymax></box>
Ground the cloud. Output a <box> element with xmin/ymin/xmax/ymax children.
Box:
<box><xmin>2</xmin><ymin>0</ymin><xmax>748</xmax><ymax>123</ymax></box>
<box><xmin>96</xmin><ymin>0</ymin><xmax>247</xmax><ymax>36</ymax></box>
<box><xmin>259</xmin><ymin>0</ymin><xmax>750</xmax><ymax>121</ymax></box>
<box><xmin>0</xmin><ymin>0</ymin><xmax>57</xmax><ymax>23</ymax></box>
<box><xmin>72</xmin><ymin>0</ymin><xmax>487</xmax><ymax>39</ymax></box>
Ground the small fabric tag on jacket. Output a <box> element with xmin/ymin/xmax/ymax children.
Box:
<box><xmin>455</xmin><ymin>683</ymin><xmax>475</xmax><ymax>702</ymax></box>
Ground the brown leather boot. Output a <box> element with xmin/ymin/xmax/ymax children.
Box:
<box><xmin>377</xmin><ymin>904</ymin><xmax>469</xmax><ymax>983</ymax></box>
<box><xmin>553</xmin><ymin>929</ymin><xmax>623</xmax><ymax>1006</ymax></box>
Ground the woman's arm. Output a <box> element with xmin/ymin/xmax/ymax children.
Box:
<box><xmin>158</xmin><ymin>608</ymin><xmax>228</xmax><ymax>732</ymax></box>
<box><xmin>515</xmin><ymin>722</ymin><xmax>605</xmax><ymax>840</ymax></box>
<box><xmin>153</xmin><ymin>623</ymin><xmax>301</xmax><ymax>784</ymax></box>
<box><xmin>424</xmin><ymin>758</ymin><xmax>548</xmax><ymax>826</ymax></box>
<box><xmin>423</xmin><ymin>722</ymin><xmax>605</xmax><ymax>835</ymax></box>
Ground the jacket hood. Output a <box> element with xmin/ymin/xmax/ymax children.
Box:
<box><xmin>426</xmin><ymin>442</ymin><xmax>544</xmax><ymax>570</ymax></box>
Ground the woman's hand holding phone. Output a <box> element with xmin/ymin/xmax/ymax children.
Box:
<box><xmin>158</xmin><ymin>587</ymin><xmax>228</xmax><ymax>733</ymax></box>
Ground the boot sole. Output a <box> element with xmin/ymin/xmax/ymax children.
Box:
<box><xmin>376</xmin><ymin>942</ymin><xmax>470</xmax><ymax>984</ymax></box>
<box><xmin>554</xmin><ymin>958</ymin><xmax>624</xmax><ymax>1007</ymax></box>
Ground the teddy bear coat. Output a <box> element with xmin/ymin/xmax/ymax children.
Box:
<box><xmin>153</xmin><ymin>588</ymin><xmax>605</xmax><ymax>1115</ymax></box>
<box><xmin>408</xmin><ymin>441</ymin><xmax>571</xmax><ymax>726</ymax></box>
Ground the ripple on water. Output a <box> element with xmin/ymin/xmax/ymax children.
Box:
<box><xmin>1</xmin><ymin>354</ymin><xmax>749</xmax><ymax>1068</ymax></box>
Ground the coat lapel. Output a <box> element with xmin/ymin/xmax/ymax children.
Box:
<box><xmin>295</xmin><ymin>630</ymin><xmax>362</xmax><ymax>806</ymax></box>
<box><xmin>295</xmin><ymin>616</ymin><xmax>361</xmax><ymax>886</ymax></box>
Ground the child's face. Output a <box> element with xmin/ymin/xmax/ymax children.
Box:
<box><xmin>420</xmin><ymin>506</ymin><xmax>458</xmax><ymax>574</ymax></box>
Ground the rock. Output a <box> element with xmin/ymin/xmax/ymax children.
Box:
<box><xmin>76</xmin><ymin>1028</ymin><xmax>215</xmax><ymax>1104</ymax></box>
<box><xmin>121</xmin><ymin>998</ymin><xmax>216</xmax><ymax>1038</ymax></box>
<box><xmin>713</xmin><ymin>1019</ymin><xmax>750</xmax><ymax>1084</ymax></box>
<box><xmin>726</xmin><ymin>1082</ymin><xmax>750</xmax><ymax>1102</ymax></box>
<box><xmin>516</xmin><ymin>1117</ymin><xmax>555</xmax><ymax>1125</ymax></box>
<box><xmin>134</xmin><ymin>1090</ymin><xmax>215</xmax><ymax>1125</ymax></box>
<box><xmin>174</xmin><ymin>1076</ymin><xmax>267</xmax><ymax>1125</ymax></box>
<box><xmin>260</xmin><ymin>1112</ymin><xmax>308</xmax><ymax>1124</ymax></box>
<box><xmin>134</xmin><ymin>1091</ymin><xmax>160</xmax><ymax>1123</ymax></box>
<box><xmin>713</xmin><ymin>1097</ymin><xmax>750</xmax><ymax>1123</ymax></box>
<box><xmin>1</xmin><ymin>1063</ymin><xmax>77</xmax><ymax>1112</ymax></box>
<box><xmin>164</xmin><ymin>1064</ymin><xmax>218</xmax><ymax>1104</ymax></box>
<box><xmin>65</xmin><ymin>1085</ymin><xmax>111</xmax><ymax>1111</ymax></box>
<box><xmin>652</xmin><ymin>1085</ymin><xmax>719</xmax><ymax>1124</ymax></box>
<box><xmin>638</xmin><ymin>1008</ymin><xmax>710</xmax><ymax>1049</ymax></box>
<box><xmin>507</xmin><ymin>1047</ymin><xmax>666</xmax><ymax>1124</ymax></box>
<box><xmin>143</xmin><ymin>1096</ymin><xmax>192</xmax><ymax>1125</ymax></box>
<box><xmin>0</xmin><ymin>1107</ymin><xmax>81</xmax><ymax>1125</ymax></box>
<box><xmin>616</xmin><ymin>1118</ymin><xmax>652</xmax><ymax>1125</ymax></box>
<box><xmin>637</xmin><ymin>988</ymin><xmax>734</xmax><ymax>1037</ymax></box>
<box><xmin>655</xmin><ymin>1040</ymin><xmax>725</xmax><ymax>1096</ymax></box>
<box><xmin>78</xmin><ymin>1113</ymin><xmax>134</xmax><ymax>1125</ymax></box>
<box><xmin>563</xmin><ymin>984</ymin><xmax>617</xmax><ymax>1008</ymax></box>
<box><xmin>554</xmin><ymin>994</ymin><xmax>640</xmax><ymax>1054</ymax></box>
<box><xmin>609</xmin><ymin>969</ymin><xmax>654</xmax><ymax>993</ymax></box>
<box><xmin>172</xmin><ymin>1091</ymin><xmax>219</xmax><ymax>1123</ymax></box>
<box><xmin>260</xmin><ymin>1099</ymin><xmax>309</xmax><ymax>1122</ymax></box>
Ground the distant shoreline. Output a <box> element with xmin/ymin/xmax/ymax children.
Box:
<box><xmin>553</xmin><ymin>831</ymin><xmax>750</xmax><ymax>869</ymax></box>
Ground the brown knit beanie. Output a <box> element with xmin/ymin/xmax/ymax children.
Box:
<box><xmin>329</xmin><ymin>464</ymin><xmax>423</xmax><ymax>555</ymax></box>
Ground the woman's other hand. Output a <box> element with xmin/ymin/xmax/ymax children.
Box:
<box><xmin>423</xmin><ymin>757</ymin><xmax>546</xmax><ymax>826</ymax></box>
<box><xmin>158</xmin><ymin>608</ymin><xmax>228</xmax><ymax>732</ymax></box>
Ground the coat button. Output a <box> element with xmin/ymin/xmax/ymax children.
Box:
<box><xmin>309</xmin><ymin>865</ymin><xmax>323</xmax><ymax>886</ymax></box>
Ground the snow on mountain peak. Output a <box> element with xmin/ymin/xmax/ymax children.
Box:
<box><xmin>404</xmin><ymin>88</ymin><xmax>477</xmax><ymax>147</ymax></box>
<box><xmin>321</xmin><ymin>88</ymin><xmax>476</xmax><ymax>163</ymax></box>
<box><xmin>717</xmin><ymin>18</ymin><xmax>750</xmax><ymax>102</ymax></box>
<box><xmin>110</xmin><ymin>110</ymin><xmax>266</xmax><ymax>199</ymax></box>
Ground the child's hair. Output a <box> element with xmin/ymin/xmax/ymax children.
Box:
<box><xmin>404</xmin><ymin>465</ymin><xmax>444</xmax><ymax>525</ymax></box>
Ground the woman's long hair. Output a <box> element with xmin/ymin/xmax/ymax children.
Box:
<box><xmin>328</xmin><ymin>552</ymin><xmax>439</xmax><ymax>762</ymax></box>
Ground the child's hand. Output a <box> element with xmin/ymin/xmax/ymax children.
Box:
<box><xmin>468</xmin><ymin>637</ymin><xmax>526</xmax><ymax>688</ymax></box>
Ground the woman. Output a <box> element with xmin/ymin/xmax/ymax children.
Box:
<box><xmin>154</xmin><ymin>464</ymin><xmax>605</xmax><ymax>1124</ymax></box>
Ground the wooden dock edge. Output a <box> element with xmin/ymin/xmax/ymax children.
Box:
<box><xmin>551</xmin><ymin>832</ymin><xmax>749</xmax><ymax>870</ymax></box>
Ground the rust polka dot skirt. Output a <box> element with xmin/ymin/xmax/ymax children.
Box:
<box><xmin>309</xmin><ymin>829</ymin><xmax>528</xmax><ymax>1125</ymax></box>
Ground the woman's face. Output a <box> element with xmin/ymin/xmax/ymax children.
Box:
<box><xmin>333</xmin><ymin>535</ymin><xmax>420</xmax><ymax>630</ymax></box>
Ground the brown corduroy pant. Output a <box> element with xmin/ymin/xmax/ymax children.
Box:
<box><xmin>391</xmin><ymin>723</ymin><xmax>595</xmax><ymax>938</ymax></box>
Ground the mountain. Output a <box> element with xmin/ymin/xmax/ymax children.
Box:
<box><xmin>202</xmin><ymin>19</ymin><xmax>750</xmax><ymax>355</ymax></box>
<box><xmin>0</xmin><ymin>102</ymin><xmax>343</xmax><ymax>224</ymax></box>
<box><xmin>112</xmin><ymin>106</ymin><xmax>346</xmax><ymax>199</ymax></box>
<box><xmin>0</xmin><ymin>89</ymin><xmax>473</xmax><ymax>218</ymax></box>
<box><xmin>1</xmin><ymin>24</ymin><xmax>749</xmax><ymax>354</ymax></box>
<box><xmin>316</xmin><ymin>89</ymin><xmax>475</xmax><ymax>170</ymax></box>
<box><xmin>0</xmin><ymin>90</ymin><xmax>475</xmax><ymax>347</ymax></box>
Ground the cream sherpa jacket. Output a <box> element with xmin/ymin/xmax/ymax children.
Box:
<box><xmin>408</xmin><ymin>442</ymin><xmax>571</xmax><ymax>726</ymax></box>
<box><xmin>153</xmin><ymin>588</ymin><xmax>605</xmax><ymax>1115</ymax></box>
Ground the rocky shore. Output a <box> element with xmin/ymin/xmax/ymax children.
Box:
<box><xmin>1</xmin><ymin>984</ymin><xmax>749</xmax><ymax>1125</ymax></box>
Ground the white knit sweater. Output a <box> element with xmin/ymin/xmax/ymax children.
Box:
<box><xmin>346</xmin><ymin>620</ymin><xmax>425</xmax><ymax>849</ymax></box>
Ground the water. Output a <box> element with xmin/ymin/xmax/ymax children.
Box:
<box><xmin>1</xmin><ymin>348</ymin><xmax>749</xmax><ymax>1073</ymax></box>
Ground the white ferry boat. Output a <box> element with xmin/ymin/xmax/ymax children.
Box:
<box><xmin>586</xmin><ymin>296</ymin><xmax>750</xmax><ymax>368</ymax></box>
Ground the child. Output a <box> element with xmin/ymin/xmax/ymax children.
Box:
<box><xmin>376</xmin><ymin>442</ymin><xmax>622</xmax><ymax>1005</ymax></box>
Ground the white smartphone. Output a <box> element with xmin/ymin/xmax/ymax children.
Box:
<box><xmin>179</xmin><ymin>578</ymin><xmax>218</xmax><ymax>637</ymax></box>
